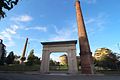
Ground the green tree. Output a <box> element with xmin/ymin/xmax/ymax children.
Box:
<box><xmin>49</xmin><ymin>59</ymin><xmax>57</xmax><ymax>70</ymax></box>
<box><xmin>34</xmin><ymin>57</ymin><xmax>41</xmax><ymax>65</ymax></box>
<box><xmin>0</xmin><ymin>40</ymin><xmax>6</xmax><ymax>65</ymax></box>
<box><xmin>0</xmin><ymin>0</ymin><xmax>19</xmax><ymax>19</ymax></box>
<box><xmin>94</xmin><ymin>48</ymin><xmax>119</xmax><ymax>69</ymax></box>
<box><xmin>14</xmin><ymin>55</ymin><xmax>20</xmax><ymax>64</ymax></box>
<box><xmin>6</xmin><ymin>51</ymin><xmax>15</xmax><ymax>65</ymax></box>
<box><xmin>49</xmin><ymin>59</ymin><xmax>56</xmax><ymax>66</ymax></box>
<box><xmin>26</xmin><ymin>49</ymin><xmax>40</xmax><ymax>65</ymax></box>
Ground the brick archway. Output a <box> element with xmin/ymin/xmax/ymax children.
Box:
<box><xmin>40</xmin><ymin>40</ymin><xmax>78</xmax><ymax>74</ymax></box>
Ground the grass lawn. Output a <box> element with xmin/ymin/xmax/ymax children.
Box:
<box><xmin>96</xmin><ymin>70</ymin><xmax>120</xmax><ymax>74</ymax></box>
<box><xmin>1</xmin><ymin>64</ymin><xmax>120</xmax><ymax>74</ymax></box>
<box><xmin>0</xmin><ymin>64</ymin><xmax>40</xmax><ymax>72</ymax></box>
<box><xmin>49</xmin><ymin>65</ymin><xmax>68</xmax><ymax>71</ymax></box>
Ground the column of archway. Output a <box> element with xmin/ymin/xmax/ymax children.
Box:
<box><xmin>40</xmin><ymin>50</ymin><xmax>50</xmax><ymax>73</ymax></box>
<box><xmin>67</xmin><ymin>49</ymin><xmax>78</xmax><ymax>74</ymax></box>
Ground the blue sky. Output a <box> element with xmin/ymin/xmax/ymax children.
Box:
<box><xmin>0</xmin><ymin>0</ymin><xmax>120</xmax><ymax>61</ymax></box>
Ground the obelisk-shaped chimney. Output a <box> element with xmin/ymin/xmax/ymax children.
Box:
<box><xmin>75</xmin><ymin>0</ymin><xmax>94</xmax><ymax>74</ymax></box>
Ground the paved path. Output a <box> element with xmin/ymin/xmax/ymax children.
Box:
<box><xmin>0</xmin><ymin>72</ymin><xmax>120</xmax><ymax>80</ymax></box>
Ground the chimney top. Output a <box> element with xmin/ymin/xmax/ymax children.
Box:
<box><xmin>76</xmin><ymin>0</ymin><xmax>80</xmax><ymax>2</ymax></box>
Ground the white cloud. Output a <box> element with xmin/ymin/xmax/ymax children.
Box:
<box><xmin>5</xmin><ymin>40</ymin><xmax>15</xmax><ymax>47</ymax></box>
<box><xmin>85</xmin><ymin>18</ymin><xmax>95</xmax><ymax>24</ymax></box>
<box><xmin>51</xmin><ymin>14</ymin><xmax>107</xmax><ymax>42</ymax></box>
<box><xmin>72</xmin><ymin>23</ymin><xmax>78</xmax><ymax>33</ymax></box>
<box><xmin>11</xmin><ymin>15</ymin><xmax>32</xmax><ymax>22</ymax></box>
<box><xmin>0</xmin><ymin>24</ymin><xmax>47</xmax><ymax>47</ymax></box>
<box><xmin>0</xmin><ymin>25</ymin><xmax>19</xmax><ymax>40</ymax></box>
<box><xmin>49</xmin><ymin>25</ymin><xmax>76</xmax><ymax>41</ymax></box>
<box><xmin>50</xmin><ymin>54</ymin><xmax>60</xmax><ymax>62</ymax></box>
<box><xmin>29</xmin><ymin>38</ymin><xmax>41</xmax><ymax>43</ymax></box>
<box><xmin>1</xmin><ymin>31</ymin><xmax>12</xmax><ymax>41</ymax></box>
<box><xmin>0</xmin><ymin>34</ymin><xmax>4</xmax><ymax>40</ymax></box>
<box><xmin>6</xmin><ymin>25</ymin><xmax>19</xmax><ymax>34</ymax></box>
<box><xmin>85</xmin><ymin>14</ymin><xmax>107</xmax><ymax>35</ymax></box>
<box><xmin>0</xmin><ymin>25</ymin><xmax>19</xmax><ymax>47</ymax></box>
<box><xmin>49</xmin><ymin>13</ymin><xmax>107</xmax><ymax>42</ymax></box>
<box><xmin>24</xmin><ymin>26</ymin><xmax>47</xmax><ymax>32</ymax></box>
<box><xmin>82</xmin><ymin>0</ymin><xmax>96</xmax><ymax>4</ymax></box>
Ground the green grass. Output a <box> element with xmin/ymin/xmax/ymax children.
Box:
<box><xmin>0</xmin><ymin>64</ymin><xmax>40</xmax><ymax>72</ymax></box>
<box><xmin>1</xmin><ymin>65</ymin><xmax>120</xmax><ymax>74</ymax></box>
<box><xmin>95</xmin><ymin>70</ymin><xmax>120</xmax><ymax>74</ymax></box>
<box><xmin>0</xmin><ymin>65</ymin><xmax>68</xmax><ymax>72</ymax></box>
<box><xmin>49</xmin><ymin>65</ymin><xmax>68</xmax><ymax>71</ymax></box>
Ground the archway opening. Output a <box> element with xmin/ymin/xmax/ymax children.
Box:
<box><xmin>49</xmin><ymin>52</ymin><xmax>68</xmax><ymax>72</ymax></box>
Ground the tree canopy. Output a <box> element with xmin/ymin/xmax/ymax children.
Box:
<box><xmin>26</xmin><ymin>49</ymin><xmax>40</xmax><ymax>65</ymax></box>
<box><xmin>0</xmin><ymin>40</ymin><xmax>6</xmax><ymax>65</ymax></box>
<box><xmin>0</xmin><ymin>0</ymin><xmax>19</xmax><ymax>19</ymax></box>
<box><xmin>5</xmin><ymin>51</ymin><xmax>15</xmax><ymax>65</ymax></box>
<box><xmin>94</xmin><ymin>48</ymin><xmax>112</xmax><ymax>60</ymax></box>
<box><xmin>94</xmin><ymin>48</ymin><xmax>120</xmax><ymax>69</ymax></box>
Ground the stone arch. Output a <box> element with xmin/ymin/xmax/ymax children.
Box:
<box><xmin>40</xmin><ymin>40</ymin><xmax>78</xmax><ymax>74</ymax></box>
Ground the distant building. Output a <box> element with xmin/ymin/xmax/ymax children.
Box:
<box><xmin>59</xmin><ymin>54</ymin><xmax>81</xmax><ymax>66</ymax></box>
<box><xmin>59</xmin><ymin>54</ymin><xmax>68</xmax><ymax>65</ymax></box>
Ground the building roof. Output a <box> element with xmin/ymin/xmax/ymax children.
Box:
<box><xmin>41</xmin><ymin>40</ymin><xmax>77</xmax><ymax>45</ymax></box>
<box><xmin>59</xmin><ymin>54</ymin><xmax>67</xmax><ymax>57</ymax></box>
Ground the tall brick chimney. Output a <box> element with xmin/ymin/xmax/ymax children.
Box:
<box><xmin>75</xmin><ymin>0</ymin><xmax>94</xmax><ymax>74</ymax></box>
<box><xmin>22</xmin><ymin>38</ymin><xmax>28</xmax><ymax>57</ymax></box>
<box><xmin>20</xmin><ymin>38</ymin><xmax>28</xmax><ymax>64</ymax></box>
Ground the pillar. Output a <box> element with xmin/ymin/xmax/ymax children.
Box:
<box><xmin>40</xmin><ymin>50</ymin><xmax>50</xmax><ymax>73</ymax></box>
<box><xmin>67</xmin><ymin>49</ymin><xmax>78</xmax><ymax>74</ymax></box>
